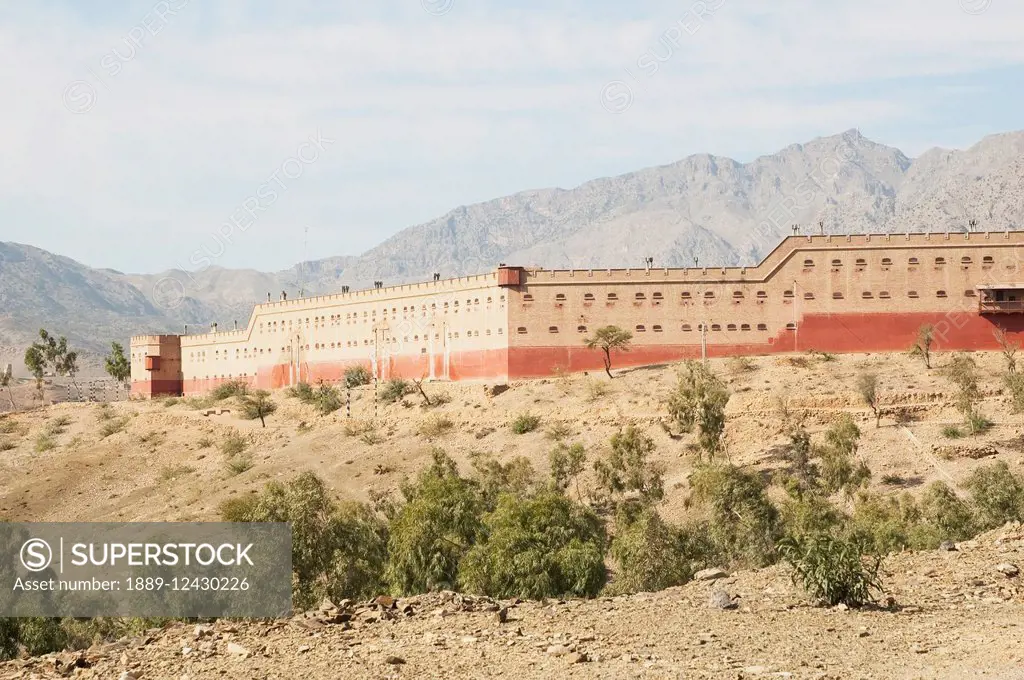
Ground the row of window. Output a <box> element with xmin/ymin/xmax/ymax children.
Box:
<box><xmin>805</xmin><ymin>255</ymin><xmax>995</xmax><ymax>268</ymax></box>
<box><xmin>522</xmin><ymin>285</ymin><xmax>981</xmax><ymax>304</ymax></box>
<box><xmin>258</xmin><ymin>297</ymin><xmax>505</xmax><ymax>333</ymax></box>
<box><xmin>518</xmin><ymin>323</ymin><xmax>774</xmax><ymax>334</ymax></box>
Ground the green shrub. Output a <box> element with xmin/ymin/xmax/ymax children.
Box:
<box><xmin>220</xmin><ymin>432</ymin><xmax>248</xmax><ymax>456</ymax></box>
<box><xmin>0</xmin><ymin>438</ymin><xmax>14</xmax><ymax>452</ymax></box>
<box><xmin>918</xmin><ymin>481</ymin><xmax>976</xmax><ymax>542</ymax></box>
<box><xmin>417</xmin><ymin>415</ymin><xmax>454</xmax><ymax>440</ymax></box>
<box><xmin>819</xmin><ymin>415</ymin><xmax>870</xmax><ymax>495</ymax></box>
<box><xmin>313</xmin><ymin>383</ymin><xmax>342</xmax><ymax>416</ymax></box>
<box><xmin>98</xmin><ymin>417</ymin><xmax>127</xmax><ymax>438</ymax></box>
<box><xmin>545</xmin><ymin>422</ymin><xmax>574</xmax><ymax>441</ymax></box>
<box><xmin>210</xmin><ymin>380</ymin><xmax>249</xmax><ymax>401</ymax></box>
<box><xmin>222</xmin><ymin>472</ymin><xmax>387</xmax><ymax>608</ymax></box>
<box><xmin>379</xmin><ymin>378</ymin><xmax>411</xmax><ymax>404</ymax></box>
<box><xmin>94</xmin><ymin>404</ymin><xmax>114</xmax><ymax>422</ymax></box>
<box><xmin>34</xmin><ymin>433</ymin><xmax>56</xmax><ymax>453</ymax></box>
<box><xmin>689</xmin><ymin>463</ymin><xmax>781</xmax><ymax>567</ymax></box>
<box><xmin>512</xmin><ymin>411</ymin><xmax>544</xmax><ymax>432</ymax></box>
<box><xmin>510</xmin><ymin>413</ymin><xmax>541</xmax><ymax>434</ymax></box>
<box><xmin>224</xmin><ymin>454</ymin><xmax>254</xmax><ymax>476</ymax></box>
<box><xmin>549</xmin><ymin>442</ymin><xmax>587</xmax><ymax>498</ymax></box>
<box><xmin>45</xmin><ymin>416</ymin><xmax>71</xmax><ymax>436</ymax></box>
<box><xmin>667</xmin><ymin>361</ymin><xmax>729</xmax><ymax>457</ymax></box>
<box><xmin>0</xmin><ymin>419</ymin><xmax>18</xmax><ymax>434</ymax></box>
<box><xmin>778</xmin><ymin>533</ymin><xmax>883</xmax><ymax>607</ymax></box>
<box><xmin>967</xmin><ymin>412</ymin><xmax>993</xmax><ymax>435</ymax></box>
<box><xmin>240</xmin><ymin>389</ymin><xmax>278</xmax><ymax>426</ymax></box>
<box><xmin>344</xmin><ymin>365</ymin><xmax>372</xmax><ymax>388</ymax></box>
<box><xmin>941</xmin><ymin>425</ymin><xmax>964</xmax><ymax>439</ymax></box>
<box><xmin>162</xmin><ymin>397</ymin><xmax>182</xmax><ymax>407</ymax></box>
<box><xmin>470</xmin><ymin>453</ymin><xmax>537</xmax><ymax>510</ymax></box>
<box><xmin>386</xmin><ymin>451</ymin><xmax>483</xmax><ymax>594</ymax></box>
<box><xmin>963</xmin><ymin>461</ymin><xmax>1024</xmax><ymax>530</ymax></box>
<box><xmin>287</xmin><ymin>382</ymin><xmax>315</xmax><ymax>403</ymax></box>
<box><xmin>460</xmin><ymin>491</ymin><xmax>606</xmax><ymax>599</ymax></box>
<box><xmin>593</xmin><ymin>426</ymin><xmax>663</xmax><ymax>508</ymax></box>
<box><xmin>608</xmin><ymin>507</ymin><xmax>693</xmax><ymax>594</ymax></box>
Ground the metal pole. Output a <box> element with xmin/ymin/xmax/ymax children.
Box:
<box><xmin>346</xmin><ymin>385</ymin><xmax>351</xmax><ymax>418</ymax></box>
<box><xmin>701</xmin><ymin>322</ymin><xmax>708</xmax><ymax>366</ymax></box>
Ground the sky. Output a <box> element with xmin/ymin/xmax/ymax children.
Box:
<box><xmin>0</xmin><ymin>0</ymin><xmax>1022</xmax><ymax>274</ymax></box>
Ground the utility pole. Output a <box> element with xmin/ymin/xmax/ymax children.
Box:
<box><xmin>700</xmin><ymin>322</ymin><xmax>708</xmax><ymax>366</ymax></box>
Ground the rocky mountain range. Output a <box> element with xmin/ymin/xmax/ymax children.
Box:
<box><xmin>1</xmin><ymin>128</ymin><xmax>1022</xmax><ymax>372</ymax></box>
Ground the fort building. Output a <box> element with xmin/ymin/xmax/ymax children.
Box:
<box><xmin>130</xmin><ymin>231</ymin><xmax>1024</xmax><ymax>397</ymax></box>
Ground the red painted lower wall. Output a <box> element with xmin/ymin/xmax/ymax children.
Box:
<box><xmin>171</xmin><ymin>312</ymin><xmax>1024</xmax><ymax>395</ymax></box>
<box><xmin>508</xmin><ymin>312</ymin><xmax>1024</xmax><ymax>378</ymax></box>
<box><xmin>131</xmin><ymin>379</ymin><xmax>184</xmax><ymax>398</ymax></box>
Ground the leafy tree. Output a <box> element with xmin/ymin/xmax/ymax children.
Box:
<box><xmin>593</xmin><ymin>426</ymin><xmax>663</xmax><ymax>510</ymax></box>
<box><xmin>609</xmin><ymin>507</ymin><xmax>693</xmax><ymax>594</ymax></box>
<box><xmin>778</xmin><ymin>533</ymin><xmax>882</xmax><ymax>607</ymax></box>
<box><xmin>221</xmin><ymin>471</ymin><xmax>387</xmax><ymax>608</ymax></box>
<box><xmin>549</xmin><ymin>442</ymin><xmax>587</xmax><ymax>500</ymax></box>
<box><xmin>856</xmin><ymin>372</ymin><xmax>881</xmax><ymax>427</ymax></box>
<box><xmin>0</xmin><ymin>365</ymin><xmax>15</xmax><ymax>410</ymax></box>
<box><xmin>963</xmin><ymin>461</ymin><xmax>1024</xmax><ymax>530</ymax></box>
<box><xmin>344</xmin><ymin>365</ymin><xmax>372</xmax><ymax>388</ymax></box>
<box><xmin>584</xmin><ymin>325</ymin><xmax>632</xmax><ymax>378</ymax></box>
<box><xmin>469</xmin><ymin>453</ymin><xmax>537</xmax><ymax>510</ymax></box>
<box><xmin>946</xmin><ymin>353</ymin><xmax>985</xmax><ymax>433</ymax></box>
<box><xmin>918</xmin><ymin>481</ymin><xmax>976</xmax><ymax>542</ymax></box>
<box><xmin>386</xmin><ymin>450</ymin><xmax>483</xmax><ymax>594</ymax></box>
<box><xmin>459</xmin><ymin>491</ymin><xmax>606</xmax><ymax>599</ymax></box>
<box><xmin>667</xmin><ymin>361</ymin><xmax>729</xmax><ymax>457</ymax></box>
<box><xmin>909</xmin><ymin>324</ymin><xmax>934</xmax><ymax>369</ymax></box>
<box><xmin>23</xmin><ymin>345</ymin><xmax>46</xmax><ymax>402</ymax></box>
<box><xmin>104</xmin><ymin>342</ymin><xmax>131</xmax><ymax>387</ymax></box>
<box><xmin>689</xmin><ymin>463</ymin><xmax>782</xmax><ymax>567</ymax></box>
<box><xmin>240</xmin><ymin>389</ymin><xmax>278</xmax><ymax>427</ymax></box>
<box><xmin>780</xmin><ymin>424</ymin><xmax>818</xmax><ymax>493</ymax></box>
<box><xmin>818</xmin><ymin>414</ymin><xmax>870</xmax><ymax>496</ymax></box>
<box><xmin>38</xmin><ymin>330</ymin><xmax>80</xmax><ymax>398</ymax></box>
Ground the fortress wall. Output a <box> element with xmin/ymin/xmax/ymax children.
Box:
<box><xmin>503</xmin><ymin>232</ymin><xmax>1024</xmax><ymax>376</ymax></box>
<box><xmin>129</xmin><ymin>335</ymin><xmax>183</xmax><ymax>397</ymax></box>
<box><xmin>171</xmin><ymin>274</ymin><xmax>508</xmax><ymax>395</ymax></box>
<box><xmin>130</xmin><ymin>231</ymin><xmax>1024</xmax><ymax>395</ymax></box>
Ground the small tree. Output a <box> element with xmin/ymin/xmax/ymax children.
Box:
<box><xmin>344</xmin><ymin>365</ymin><xmax>372</xmax><ymax>388</ymax></box>
<box><xmin>37</xmin><ymin>330</ymin><xmax>80</xmax><ymax>399</ymax></box>
<box><xmin>667</xmin><ymin>361</ymin><xmax>730</xmax><ymax>457</ymax></box>
<box><xmin>593</xmin><ymin>426</ymin><xmax>663</xmax><ymax>509</ymax></box>
<box><xmin>994</xmin><ymin>327</ymin><xmax>1018</xmax><ymax>374</ymax></box>
<box><xmin>549</xmin><ymin>442</ymin><xmax>587</xmax><ymax>500</ymax></box>
<box><xmin>241</xmin><ymin>389</ymin><xmax>277</xmax><ymax>427</ymax></box>
<box><xmin>23</xmin><ymin>345</ymin><xmax>46</xmax><ymax>402</ymax></box>
<box><xmin>856</xmin><ymin>372</ymin><xmax>881</xmax><ymax>427</ymax></box>
<box><xmin>584</xmin><ymin>326</ymin><xmax>632</xmax><ymax>378</ymax></box>
<box><xmin>778</xmin><ymin>533</ymin><xmax>883</xmax><ymax>607</ymax></box>
<box><xmin>946</xmin><ymin>353</ymin><xmax>984</xmax><ymax>433</ymax></box>
<box><xmin>104</xmin><ymin>342</ymin><xmax>131</xmax><ymax>389</ymax></box>
<box><xmin>609</xmin><ymin>507</ymin><xmax>694</xmax><ymax>594</ymax></box>
<box><xmin>819</xmin><ymin>414</ymin><xmax>870</xmax><ymax>497</ymax></box>
<box><xmin>0</xmin><ymin>365</ymin><xmax>15</xmax><ymax>410</ymax></box>
<box><xmin>909</xmin><ymin>324</ymin><xmax>934</xmax><ymax>369</ymax></box>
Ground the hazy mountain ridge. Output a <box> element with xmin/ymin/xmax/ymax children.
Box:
<box><xmin>1</xmin><ymin>128</ymin><xmax>1022</xmax><ymax>368</ymax></box>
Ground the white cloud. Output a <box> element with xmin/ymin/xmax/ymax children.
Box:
<box><xmin>0</xmin><ymin>0</ymin><xmax>1021</xmax><ymax>271</ymax></box>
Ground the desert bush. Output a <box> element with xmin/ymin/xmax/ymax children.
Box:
<box><xmin>584</xmin><ymin>378</ymin><xmax>609</xmax><ymax>402</ymax></box>
<box><xmin>963</xmin><ymin>461</ymin><xmax>1024</xmax><ymax>530</ymax></box>
<box><xmin>470</xmin><ymin>453</ymin><xmax>537</xmax><ymax>510</ymax></box>
<box><xmin>667</xmin><ymin>361</ymin><xmax>729</xmax><ymax>457</ymax></box>
<box><xmin>545</xmin><ymin>422</ymin><xmax>574</xmax><ymax>441</ymax></box>
<box><xmin>417</xmin><ymin>415</ymin><xmax>454</xmax><ymax>440</ymax></box>
<box><xmin>210</xmin><ymin>380</ymin><xmax>249</xmax><ymax>401</ymax></box>
<box><xmin>160</xmin><ymin>464</ymin><xmax>195</xmax><ymax>481</ymax></box>
<box><xmin>183</xmin><ymin>396</ymin><xmax>215</xmax><ymax>410</ymax></box>
<box><xmin>379</xmin><ymin>378</ymin><xmax>411</xmax><ymax>404</ymax></box>
<box><xmin>941</xmin><ymin>425</ymin><xmax>964</xmax><ymax>439</ymax></box>
<box><xmin>196</xmin><ymin>437</ymin><xmax>213</xmax><ymax>449</ymax></box>
<box><xmin>312</xmin><ymin>383</ymin><xmax>343</xmax><ymax>416</ymax></box>
<box><xmin>818</xmin><ymin>415</ymin><xmax>870</xmax><ymax>496</ymax></box>
<box><xmin>608</xmin><ymin>507</ymin><xmax>693</xmax><ymax>594</ymax></box>
<box><xmin>0</xmin><ymin>617</ymin><xmax>165</xmax><ymax>662</ymax></box>
<box><xmin>807</xmin><ymin>350</ymin><xmax>837</xmax><ymax>363</ymax></box>
<box><xmin>1004</xmin><ymin>372</ymin><xmax>1024</xmax><ymax>413</ymax></box>
<box><xmin>856</xmin><ymin>372</ymin><xmax>881</xmax><ymax>427</ymax></box>
<box><xmin>778</xmin><ymin>492</ymin><xmax>846</xmax><ymax>540</ymax></box>
<box><xmin>344</xmin><ymin>365</ymin><xmax>372</xmax><ymax>388</ymax></box>
<box><xmin>918</xmin><ymin>481</ymin><xmax>976</xmax><ymax>542</ymax></box>
<box><xmin>689</xmin><ymin>463</ymin><xmax>781</xmax><ymax>567</ymax></box>
<box><xmin>0</xmin><ymin>419</ymin><xmax>18</xmax><ymax>434</ymax></box>
<box><xmin>45</xmin><ymin>416</ymin><xmax>71</xmax><ymax>436</ymax></box>
<box><xmin>511</xmin><ymin>413</ymin><xmax>541</xmax><ymax>434</ymax></box>
<box><xmin>224</xmin><ymin>454</ymin><xmax>254</xmax><ymax>476</ymax></box>
<box><xmin>240</xmin><ymin>389</ymin><xmax>278</xmax><ymax>426</ymax></box>
<box><xmin>593</xmin><ymin>426</ymin><xmax>663</xmax><ymax>509</ymax></box>
<box><xmin>909</xmin><ymin>324</ymin><xmax>934</xmax><ymax>369</ymax></box>
<box><xmin>94</xmin><ymin>403</ymin><xmax>114</xmax><ymax>422</ymax></box>
<box><xmin>343</xmin><ymin>419</ymin><xmax>375</xmax><ymax>437</ymax></box>
<box><xmin>34</xmin><ymin>433</ymin><xmax>56</xmax><ymax>453</ymax></box>
<box><xmin>220</xmin><ymin>432</ymin><xmax>248</xmax><ymax>456</ymax></box>
<box><xmin>726</xmin><ymin>356</ymin><xmax>756</xmax><ymax>374</ymax></box>
<box><xmin>287</xmin><ymin>382</ymin><xmax>315</xmax><ymax>403</ymax></box>
<box><xmin>360</xmin><ymin>431</ymin><xmax>384</xmax><ymax>445</ymax></box>
<box><xmin>966</xmin><ymin>412</ymin><xmax>993</xmax><ymax>435</ymax></box>
<box><xmin>460</xmin><ymin>491</ymin><xmax>606</xmax><ymax>599</ymax></box>
<box><xmin>549</xmin><ymin>442</ymin><xmax>587</xmax><ymax>498</ymax></box>
<box><xmin>848</xmin><ymin>492</ymin><xmax>923</xmax><ymax>554</ymax></box>
<box><xmin>0</xmin><ymin>438</ymin><xmax>14</xmax><ymax>452</ymax></box>
<box><xmin>386</xmin><ymin>450</ymin><xmax>483</xmax><ymax>594</ymax></box>
<box><xmin>223</xmin><ymin>471</ymin><xmax>387</xmax><ymax>608</ymax></box>
<box><xmin>98</xmin><ymin>418</ymin><xmax>127</xmax><ymax>439</ymax></box>
<box><xmin>162</xmin><ymin>396</ymin><xmax>182</xmax><ymax>407</ymax></box>
<box><xmin>778</xmin><ymin>533</ymin><xmax>882</xmax><ymax>607</ymax></box>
